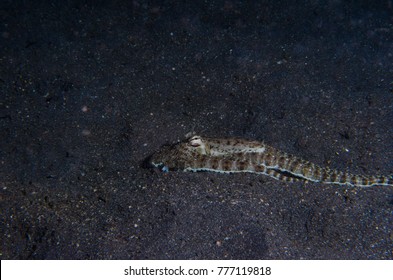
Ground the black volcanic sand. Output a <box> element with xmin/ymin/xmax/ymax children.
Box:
<box><xmin>1</xmin><ymin>1</ymin><xmax>393</xmax><ymax>259</ymax></box>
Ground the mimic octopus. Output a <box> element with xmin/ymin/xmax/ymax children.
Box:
<box><xmin>149</xmin><ymin>135</ymin><xmax>393</xmax><ymax>187</ymax></box>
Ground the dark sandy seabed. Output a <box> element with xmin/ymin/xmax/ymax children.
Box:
<box><xmin>1</xmin><ymin>0</ymin><xmax>393</xmax><ymax>259</ymax></box>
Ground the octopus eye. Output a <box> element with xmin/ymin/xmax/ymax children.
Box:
<box><xmin>189</xmin><ymin>136</ymin><xmax>202</xmax><ymax>147</ymax></box>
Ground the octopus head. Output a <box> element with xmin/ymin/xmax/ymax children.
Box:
<box><xmin>148</xmin><ymin>135</ymin><xmax>209</xmax><ymax>172</ymax></box>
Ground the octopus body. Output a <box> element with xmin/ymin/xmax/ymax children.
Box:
<box><xmin>149</xmin><ymin>135</ymin><xmax>393</xmax><ymax>187</ymax></box>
